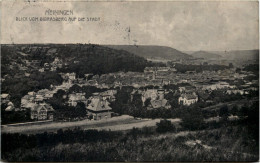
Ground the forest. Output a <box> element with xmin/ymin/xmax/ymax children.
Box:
<box><xmin>54</xmin><ymin>44</ymin><xmax>164</xmax><ymax>76</ymax></box>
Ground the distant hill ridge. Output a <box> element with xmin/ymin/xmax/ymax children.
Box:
<box><xmin>212</xmin><ymin>50</ymin><xmax>259</xmax><ymax>60</ymax></box>
<box><xmin>104</xmin><ymin>45</ymin><xmax>192</xmax><ymax>60</ymax></box>
<box><xmin>186</xmin><ymin>49</ymin><xmax>259</xmax><ymax>61</ymax></box>
<box><xmin>190</xmin><ymin>50</ymin><xmax>222</xmax><ymax>59</ymax></box>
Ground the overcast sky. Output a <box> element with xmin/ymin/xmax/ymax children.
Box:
<box><xmin>1</xmin><ymin>0</ymin><xmax>259</xmax><ymax>51</ymax></box>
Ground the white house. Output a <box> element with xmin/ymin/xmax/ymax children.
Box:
<box><xmin>178</xmin><ymin>93</ymin><xmax>198</xmax><ymax>106</ymax></box>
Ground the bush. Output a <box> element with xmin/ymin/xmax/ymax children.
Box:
<box><xmin>156</xmin><ymin>119</ymin><xmax>175</xmax><ymax>133</ymax></box>
<box><xmin>219</xmin><ymin>105</ymin><xmax>229</xmax><ymax>123</ymax></box>
<box><xmin>180</xmin><ymin>108</ymin><xmax>205</xmax><ymax>131</ymax></box>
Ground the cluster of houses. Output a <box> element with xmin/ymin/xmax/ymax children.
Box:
<box><xmin>2</xmin><ymin>56</ymin><xmax>259</xmax><ymax>122</ymax></box>
<box><xmin>20</xmin><ymin>90</ymin><xmax>56</xmax><ymax>120</ymax></box>
<box><xmin>131</xmin><ymin>86</ymin><xmax>171</xmax><ymax>109</ymax></box>
<box><xmin>1</xmin><ymin>92</ymin><xmax>55</xmax><ymax>121</ymax></box>
<box><xmin>74</xmin><ymin>66</ymin><xmax>258</xmax><ymax>92</ymax></box>
<box><xmin>68</xmin><ymin>92</ymin><xmax>86</xmax><ymax>106</ymax></box>
<box><xmin>144</xmin><ymin>67</ymin><xmax>177</xmax><ymax>74</ymax></box>
<box><xmin>2</xmin><ymin>65</ymin><xmax>258</xmax><ymax>121</ymax></box>
<box><xmin>12</xmin><ymin>62</ymin><xmax>255</xmax><ymax>93</ymax></box>
<box><xmin>66</xmin><ymin>90</ymin><xmax>117</xmax><ymax>120</ymax></box>
<box><xmin>1</xmin><ymin>94</ymin><xmax>16</xmax><ymax>111</ymax></box>
<box><xmin>67</xmin><ymin>90</ymin><xmax>116</xmax><ymax>106</ymax></box>
<box><xmin>39</xmin><ymin>57</ymin><xmax>63</xmax><ymax>72</ymax></box>
<box><xmin>130</xmin><ymin>85</ymin><xmax>200</xmax><ymax>108</ymax></box>
<box><xmin>178</xmin><ymin>86</ymin><xmax>199</xmax><ymax>106</ymax></box>
<box><xmin>21</xmin><ymin>90</ymin><xmax>55</xmax><ymax>107</ymax></box>
<box><xmin>194</xmin><ymin>81</ymin><xmax>234</xmax><ymax>91</ymax></box>
<box><xmin>25</xmin><ymin>60</ymin><xmax>41</xmax><ymax>68</ymax></box>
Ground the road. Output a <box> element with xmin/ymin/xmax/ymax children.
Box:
<box><xmin>1</xmin><ymin>115</ymin><xmax>181</xmax><ymax>134</ymax></box>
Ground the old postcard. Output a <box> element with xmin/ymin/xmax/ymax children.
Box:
<box><xmin>1</xmin><ymin>0</ymin><xmax>259</xmax><ymax>162</ymax></box>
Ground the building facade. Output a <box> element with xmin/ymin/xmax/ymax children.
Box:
<box><xmin>86</xmin><ymin>93</ymin><xmax>112</xmax><ymax>120</ymax></box>
<box><xmin>30</xmin><ymin>103</ymin><xmax>54</xmax><ymax>121</ymax></box>
<box><xmin>178</xmin><ymin>93</ymin><xmax>198</xmax><ymax>106</ymax></box>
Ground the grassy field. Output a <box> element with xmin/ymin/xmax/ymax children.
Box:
<box><xmin>2</xmin><ymin>124</ymin><xmax>258</xmax><ymax>162</ymax></box>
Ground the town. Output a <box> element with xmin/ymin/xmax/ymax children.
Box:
<box><xmin>1</xmin><ymin>44</ymin><xmax>259</xmax><ymax>162</ymax></box>
<box><xmin>1</xmin><ymin>44</ymin><xmax>258</xmax><ymax>123</ymax></box>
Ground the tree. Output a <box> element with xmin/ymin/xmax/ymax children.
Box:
<box><xmin>156</xmin><ymin>119</ymin><xmax>175</xmax><ymax>133</ymax></box>
<box><xmin>115</xmin><ymin>89</ymin><xmax>131</xmax><ymax>104</ymax></box>
<box><xmin>247</xmin><ymin>102</ymin><xmax>259</xmax><ymax>142</ymax></box>
<box><xmin>54</xmin><ymin>89</ymin><xmax>67</xmax><ymax>99</ymax></box>
<box><xmin>180</xmin><ymin>108</ymin><xmax>205</xmax><ymax>130</ymax></box>
<box><xmin>219</xmin><ymin>105</ymin><xmax>229</xmax><ymax>117</ymax></box>
<box><xmin>238</xmin><ymin>105</ymin><xmax>249</xmax><ymax>119</ymax></box>
<box><xmin>75</xmin><ymin>102</ymin><xmax>87</xmax><ymax>117</ymax></box>
<box><xmin>69</xmin><ymin>84</ymin><xmax>82</xmax><ymax>93</ymax></box>
<box><xmin>1</xmin><ymin>109</ymin><xmax>31</xmax><ymax>124</ymax></box>
<box><xmin>165</xmin><ymin>92</ymin><xmax>179</xmax><ymax>109</ymax></box>
<box><xmin>48</xmin><ymin>89</ymin><xmax>67</xmax><ymax>110</ymax></box>
<box><xmin>230</xmin><ymin>105</ymin><xmax>239</xmax><ymax>115</ymax></box>
<box><xmin>132</xmin><ymin>93</ymin><xmax>143</xmax><ymax>106</ymax></box>
<box><xmin>219</xmin><ymin>105</ymin><xmax>229</xmax><ymax>123</ymax></box>
<box><xmin>236</xmin><ymin>68</ymin><xmax>241</xmax><ymax>73</ymax></box>
<box><xmin>82</xmin><ymin>86</ymin><xmax>104</xmax><ymax>99</ymax></box>
<box><xmin>144</xmin><ymin>98</ymin><xmax>151</xmax><ymax>107</ymax></box>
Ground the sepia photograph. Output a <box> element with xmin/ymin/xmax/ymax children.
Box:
<box><xmin>1</xmin><ymin>0</ymin><xmax>259</xmax><ymax>162</ymax></box>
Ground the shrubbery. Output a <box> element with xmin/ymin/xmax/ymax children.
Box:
<box><xmin>156</xmin><ymin>119</ymin><xmax>176</xmax><ymax>133</ymax></box>
<box><xmin>180</xmin><ymin>108</ymin><xmax>205</xmax><ymax>130</ymax></box>
<box><xmin>2</xmin><ymin>123</ymin><xmax>259</xmax><ymax>162</ymax></box>
<box><xmin>1</xmin><ymin>109</ymin><xmax>31</xmax><ymax>124</ymax></box>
